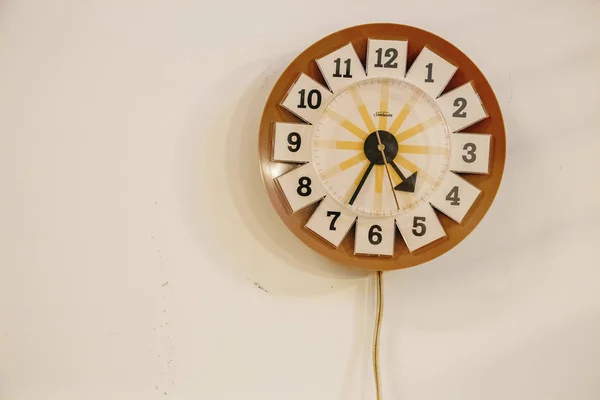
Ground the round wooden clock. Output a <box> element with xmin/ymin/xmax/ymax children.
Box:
<box><xmin>258</xmin><ymin>23</ymin><xmax>506</xmax><ymax>271</ymax></box>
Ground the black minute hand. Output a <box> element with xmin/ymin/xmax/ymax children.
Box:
<box><xmin>348</xmin><ymin>162</ymin><xmax>374</xmax><ymax>205</ymax></box>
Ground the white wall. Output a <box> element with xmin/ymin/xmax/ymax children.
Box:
<box><xmin>1</xmin><ymin>0</ymin><xmax>599</xmax><ymax>399</ymax></box>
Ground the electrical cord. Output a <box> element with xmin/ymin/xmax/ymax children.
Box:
<box><xmin>372</xmin><ymin>270</ymin><xmax>384</xmax><ymax>400</ymax></box>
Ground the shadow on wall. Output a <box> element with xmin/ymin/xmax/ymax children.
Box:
<box><xmin>179</xmin><ymin>53</ymin><xmax>369</xmax><ymax>297</ymax></box>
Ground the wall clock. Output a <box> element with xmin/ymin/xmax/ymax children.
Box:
<box><xmin>258</xmin><ymin>23</ymin><xmax>506</xmax><ymax>271</ymax></box>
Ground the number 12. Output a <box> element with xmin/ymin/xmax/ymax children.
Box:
<box><xmin>374</xmin><ymin>48</ymin><xmax>399</xmax><ymax>68</ymax></box>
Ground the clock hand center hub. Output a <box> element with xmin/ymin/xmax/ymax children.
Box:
<box><xmin>363</xmin><ymin>130</ymin><xmax>399</xmax><ymax>165</ymax></box>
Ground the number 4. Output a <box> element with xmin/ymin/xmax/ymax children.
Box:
<box><xmin>446</xmin><ymin>186</ymin><xmax>460</xmax><ymax>206</ymax></box>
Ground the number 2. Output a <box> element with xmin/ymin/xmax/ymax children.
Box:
<box><xmin>452</xmin><ymin>97</ymin><xmax>467</xmax><ymax>118</ymax></box>
<box><xmin>326</xmin><ymin>211</ymin><xmax>341</xmax><ymax>231</ymax></box>
<box><xmin>374</xmin><ymin>48</ymin><xmax>398</xmax><ymax>68</ymax></box>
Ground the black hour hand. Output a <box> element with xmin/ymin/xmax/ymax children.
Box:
<box><xmin>349</xmin><ymin>162</ymin><xmax>374</xmax><ymax>205</ymax></box>
<box><xmin>390</xmin><ymin>162</ymin><xmax>417</xmax><ymax>193</ymax></box>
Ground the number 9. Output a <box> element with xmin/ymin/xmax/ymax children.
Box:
<box><xmin>287</xmin><ymin>132</ymin><xmax>301</xmax><ymax>152</ymax></box>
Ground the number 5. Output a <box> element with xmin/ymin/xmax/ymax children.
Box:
<box><xmin>412</xmin><ymin>216</ymin><xmax>426</xmax><ymax>237</ymax></box>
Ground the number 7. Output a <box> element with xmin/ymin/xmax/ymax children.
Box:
<box><xmin>326</xmin><ymin>211</ymin><xmax>341</xmax><ymax>231</ymax></box>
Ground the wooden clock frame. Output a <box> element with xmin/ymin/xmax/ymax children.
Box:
<box><xmin>258</xmin><ymin>23</ymin><xmax>506</xmax><ymax>271</ymax></box>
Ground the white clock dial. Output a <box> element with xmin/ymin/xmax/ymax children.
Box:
<box><xmin>312</xmin><ymin>77</ymin><xmax>451</xmax><ymax>218</ymax></box>
<box><xmin>271</xmin><ymin>39</ymin><xmax>493</xmax><ymax>255</ymax></box>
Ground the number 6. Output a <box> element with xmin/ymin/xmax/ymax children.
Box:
<box><xmin>368</xmin><ymin>225</ymin><xmax>383</xmax><ymax>245</ymax></box>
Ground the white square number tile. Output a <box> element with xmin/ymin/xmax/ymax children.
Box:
<box><xmin>305</xmin><ymin>197</ymin><xmax>356</xmax><ymax>247</ymax></box>
<box><xmin>272</xmin><ymin>122</ymin><xmax>312</xmax><ymax>163</ymax></box>
<box><xmin>354</xmin><ymin>216</ymin><xmax>395</xmax><ymax>256</ymax></box>
<box><xmin>396</xmin><ymin>202</ymin><xmax>446</xmax><ymax>252</ymax></box>
<box><xmin>275</xmin><ymin>163</ymin><xmax>326</xmax><ymax>213</ymax></box>
<box><xmin>366</xmin><ymin>39</ymin><xmax>408</xmax><ymax>79</ymax></box>
<box><xmin>449</xmin><ymin>133</ymin><xmax>491</xmax><ymax>174</ymax></box>
<box><xmin>428</xmin><ymin>172</ymin><xmax>481</xmax><ymax>224</ymax></box>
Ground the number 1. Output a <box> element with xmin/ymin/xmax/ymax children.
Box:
<box><xmin>425</xmin><ymin>63</ymin><xmax>434</xmax><ymax>83</ymax></box>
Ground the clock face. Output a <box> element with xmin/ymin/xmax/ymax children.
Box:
<box><xmin>259</xmin><ymin>24</ymin><xmax>506</xmax><ymax>271</ymax></box>
<box><xmin>312</xmin><ymin>78</ymin><xmax>450</xmax><ymax>218</ymax></box>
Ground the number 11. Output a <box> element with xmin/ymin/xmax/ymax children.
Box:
<box><xmin>333</xmin><ymin>58</ymin><xmax>352</xmax><ymax>78</ymax></box>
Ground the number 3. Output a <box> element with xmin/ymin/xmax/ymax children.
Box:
<box><xmin>462</xmin><ymin>143</ymin><xmax>476</xmax><ymax>163</ymax></box>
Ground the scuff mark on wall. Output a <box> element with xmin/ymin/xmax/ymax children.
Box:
<box><xmin>254</xmin><ymin>281</ymin><xmax>269</xmax><ymax>293</ymax></box>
